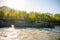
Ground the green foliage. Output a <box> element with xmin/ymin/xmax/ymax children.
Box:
<box><xmin>27</xmin><ymin>12</ymin><xmax>36</xmax><ymax>20</ymax></box>
<box><xmin>0</xmin><ymin>6</ymin><xmax>60</xmax><ymax>22</ymax></box>
<box><xmin>54</xmin><ymin>14</ymin><xmax>60</xmax><ymax>21</ymax></box>
<box><xmin>0</xmin><ymin>11</ymin><xmax>4</xmax><ymax>19</ymax></box>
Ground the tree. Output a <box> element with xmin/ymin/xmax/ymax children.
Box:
<box><xmin>40</xmin><ymin>13</ymin><xmax>51</xmax><ymax>21</ymax></box>
<box><xmin>54</xmin><ymin>14</ymin><xmax>60</xmax><ymax>21</ymax></box>
<box><xmin>27</xmin><ymin>12</ymin><xmax>36</xmax><ymax>21</ymax></box>
<box><xmin>0</xmin><ymin>11</ymin><xmax>4</xmax><ymax>19</ymax></box>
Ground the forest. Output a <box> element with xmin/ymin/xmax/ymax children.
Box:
<box><xmin>0</xmin><ymin>6</ymin><xmax>60</xmax><ymax>28</ymax></box>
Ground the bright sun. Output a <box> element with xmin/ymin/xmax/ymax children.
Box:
<box><xmin>5</xmin><ymin>0</ymin><xmax>28</xmax><ymax>11</ymax></box>
<box><xmin>0</xmin><ymin>0</ymin><xmax>60</xmax><ymax>13</ymax></box>
<box><xmin>1</xmin><ymin>0</ymin><xmax>38</xmax><ymax>12</ymax></box>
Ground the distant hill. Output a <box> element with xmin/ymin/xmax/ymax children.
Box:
<box><xmin>0</xmin><ymin>6</ymin><xmax>10</xmax><ymax>11</ymax></box>
<box><xmin>0</xmin><ymin>6</ymin><xmax>18</xmax><ymax>12</ymax></box>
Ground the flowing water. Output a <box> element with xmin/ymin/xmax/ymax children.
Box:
<box><xmin>0</xmin><ymin>25</ymin><xmax>60</xmax><ymax>40</ymax></box>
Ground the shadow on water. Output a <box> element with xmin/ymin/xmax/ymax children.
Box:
<box><xmin>0</xmin><ymin>19</ymin><xmax>55</xmax><ymax>28</ymax></box>
<box><xmin>0</xmin><ymin>21</ymin><xmax>55</xmax><ymax>28</ymax></box>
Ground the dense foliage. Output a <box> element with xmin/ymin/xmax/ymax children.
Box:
<box><xmin>0</xmin><ymin>6</ymin><xmax>60</xmax><ymax>27</ymax></box>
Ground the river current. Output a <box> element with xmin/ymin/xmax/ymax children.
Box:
<box><xmin>0</xmin><ymin>26</ymin><xmax>60</xmax><ymax>40</ymax></box>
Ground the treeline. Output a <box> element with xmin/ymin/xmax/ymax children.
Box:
<box><xmin>0</xmin><ymin>6</ymin><xmax>60</xmax><ymax>22</ymax></box>
<box><xmin>0</xmin><ymin>6</ymin><xmax>60</xmax><ymax>27</ymax></box>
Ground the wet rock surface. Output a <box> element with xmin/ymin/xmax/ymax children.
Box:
<box><xmin>0</xmin><ymin>28</ymin><xmax>60</xmax><ymax>40</ymax></box>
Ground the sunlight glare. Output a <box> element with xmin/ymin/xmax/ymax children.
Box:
<box><xmin>5</xmin><ymin>0</ymin><xmax>27</xmax><ymax>10</ymax></box>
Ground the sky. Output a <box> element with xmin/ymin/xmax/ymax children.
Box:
<box><xmin>0</xmin><ymin>0</ymin><xmax>60</xmax><ymax>13</ymax></box>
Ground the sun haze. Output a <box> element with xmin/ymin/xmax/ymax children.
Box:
<box><xmin>0</xmin><ymin>0</ymin><xmax>60</xmax><ymax>13</ymax></box>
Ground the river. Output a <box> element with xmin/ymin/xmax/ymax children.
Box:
<box><xmin>0</xmin><ymin>25</ymin><xmax>60</xmax><ymax>40</ymax></box>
